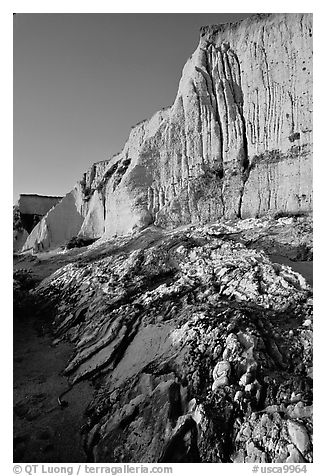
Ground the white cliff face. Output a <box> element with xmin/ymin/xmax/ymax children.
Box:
<box><xmin>24</xmin><ymin>13</ymin><xmax>312</xmax><ymax>251</ymax></box>
<box><xmin>23</xmin><ymin>188</ymin><xmax>84</xmax><ymax>251</ymax></box>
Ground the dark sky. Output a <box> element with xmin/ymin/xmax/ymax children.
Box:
<box><xmin>13</xmin><ymin>13</ymin><xmax>252</xmax><ymax>202</ymax></box>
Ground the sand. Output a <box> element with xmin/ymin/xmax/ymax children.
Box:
<box><xmin>13</xmin><ymin>306</ymin><xmax>93</xmax><ymax>462</ymax></box>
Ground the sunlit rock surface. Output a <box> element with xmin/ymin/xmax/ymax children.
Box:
<box><xmin>23</xmin><ymin>13</ymin><xmax>312</xmax><ymax>252</ymax></box>
<box><xmin>32</xmin><ymin>217</ymin><xmax>313</xmax><ymax>463</ymax></box>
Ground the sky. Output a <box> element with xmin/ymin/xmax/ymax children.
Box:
<box><xmin>13</xmin><ymin>13</ymin><xmax>252</xmax><ymax>202</ymax></box>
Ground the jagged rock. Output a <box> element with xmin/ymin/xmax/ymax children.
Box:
<box><xmin>287</xmin><ymin>420</ymin><xmax>310</xmax><ymax>455</ymax></box>
<box><xmin>239</xmin><ymin>373</ymin><xmax>253</xmax><ymax>386</ymax></box>
<box><xmin>212</xmin><ymin>360</ymin><xmax>231</xmax><ymax>381</ymax></box>
<box><xmin>287</xmin><ymin>402</ymin><xmax>313</xmax><ymax>420</ymax></box>
<box><xmin>30</xmin><ymin>219</ymin><xmax>313</xmax><ymax>462</ymax></box>
<box><xmin>212</xmin><ymin>375</ymin><xmax>229</xmax><ymax>391</ymax></box>
<box><xmin>15</xmin><ymin>12</ymin><xmax>313</xmax><ymax>464</ymax></box>
<box><xmin>23</xmin><ymin>13</ymin><xmax>312</xmax><ymax>252</ymax></box>
<box><xmin>286</xmin><ymin>445</ymin><xmax>306</xmax><ymax>463</ymax></box>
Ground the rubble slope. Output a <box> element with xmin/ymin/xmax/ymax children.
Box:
<box><xmin>32</xmin><ymin>217</ymin><xmax>313</xmax><ymax>463</ymax></box>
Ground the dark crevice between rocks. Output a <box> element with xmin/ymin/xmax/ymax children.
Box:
<box><xmin>119</xmin><ymin>405</ymin><xmax>140</xmax><ymax>430</ymax></box>
<box><xmin>84</xmin><ymin>427</ymin><xmax>101</xmax><ymax>463</ymax></box>
<box><xmin>199</xmin><ymin>397</ymin><xmax>236</xmax><ymax>463</ymax></box>
<box><xmin>159</xmin><ymin>416</ymin><xmax>201</xmax><ymax>463</ymax></box>
<box><xmin>97</xmin><ymin>162</ymin><xmax>119</xmax><ymax>192</ymax></box>
<box><xmin>289</xmin><ymin>132</ymin><xmax>301</xmax><ymax>142</ymax></box>
<box><xmin>102</xmin><ymin>185</ymin><xmax>107</xmax><ymax>222</ymax></box>
<box><xmin>65</xmin><ymin>236</ymin><xmax>99</xmax><ymax>250</ymax></box>
<box><xmin>81</xmin><ymin>165</ymin><xmax>96</xmax><ymax>202</ymax></box>
<box><xmin>54</xmin><ymin>305</ymin><xmax>88</xmax><ymax>337</ymax></box>
<box><xmin>230</xmin><ymin>51</ymin><xmax>250</xmax><ymax>219</ymax></box>
<box><xmin>237</xmin><ymin>164</ymin><xmax>250</xmax><ymax>219</ymax></box>
<box><xmin>19</xmin><ymin>213</ymin><xmax>43</xmax><ymax>234</ymax></box>
<box><xmin>192</xmin><ymin>80</ymin><xmax>205</xmax><ymax>170</ymax></box>
<box><xmin>168</xmin><ymin>382</ymin><xmax>183</xmax><ymax>426</ymax></box>
<box><xmin>227</xmin><ymin>48</ymin><xmax>250</xmax><ymax>174</ymax></box>
<box><xmin>112</xmin><ymin>158</ymin><xmax>132</xmax><ymax>192</ymax></box>
<box><xmin>203</xmin><ymin>47</ymin><xmax>224</xmax><ymax>177</ymax></box>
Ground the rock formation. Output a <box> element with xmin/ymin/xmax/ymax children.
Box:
<box><xmin>22</xmin><ymin>13</ymin><xmax>312</xmax><ymax>252</ymax></box>
<box><xmin>13</xmin><ymin>194</ymin><xmax>62</xmax><ymax>251</ymax></box>
<box><xmin>13</xmin><ymin>13</ymin><xmax>313</xmax><ymax>464</ymax></box>
<box><xmin>30</xmin><ymin>216</ymin><xmax>312</xmax><ymax>462</ymax></box>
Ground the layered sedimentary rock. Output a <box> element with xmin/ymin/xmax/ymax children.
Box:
<box><xmin>32</xmin><ymin>217</ymin><xmax>313</xmax><ymax>462</ymax></box>
<box><xmin>23</xmin><ymin>13</ymin><xmax>312</xmax><ymax>252</ymax></box>
<box><xmin>14</xmin><ymin>194</ymin><xmax>62</xmax><ymax>251</ymax></box>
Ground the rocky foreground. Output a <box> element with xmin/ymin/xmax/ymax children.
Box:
<box><xmin>15</xmin><ymin>215</ymin><xmax>312</xmax><ymax>463</ymax></box>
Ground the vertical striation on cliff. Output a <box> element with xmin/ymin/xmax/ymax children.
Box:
<box><xmin>23</xmin><ymin>13</ymin><xmax>312</xmax><ymax>252</ymax></box>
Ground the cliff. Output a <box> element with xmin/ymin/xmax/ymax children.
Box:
<box><xmin>14</xmin><ymin>194</ymin><xmax>62</xmax><ymax>251</ymax></box>
<box><xmin>23</xmin><ymin>13</ymin><xmax>312</xmax><ymax>252</ymax></box>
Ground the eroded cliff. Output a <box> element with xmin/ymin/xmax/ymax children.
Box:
<box><xmin>23</xmin><ymin>13</ymin><xmax>312</xmax><ymax>252</ymax></box>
